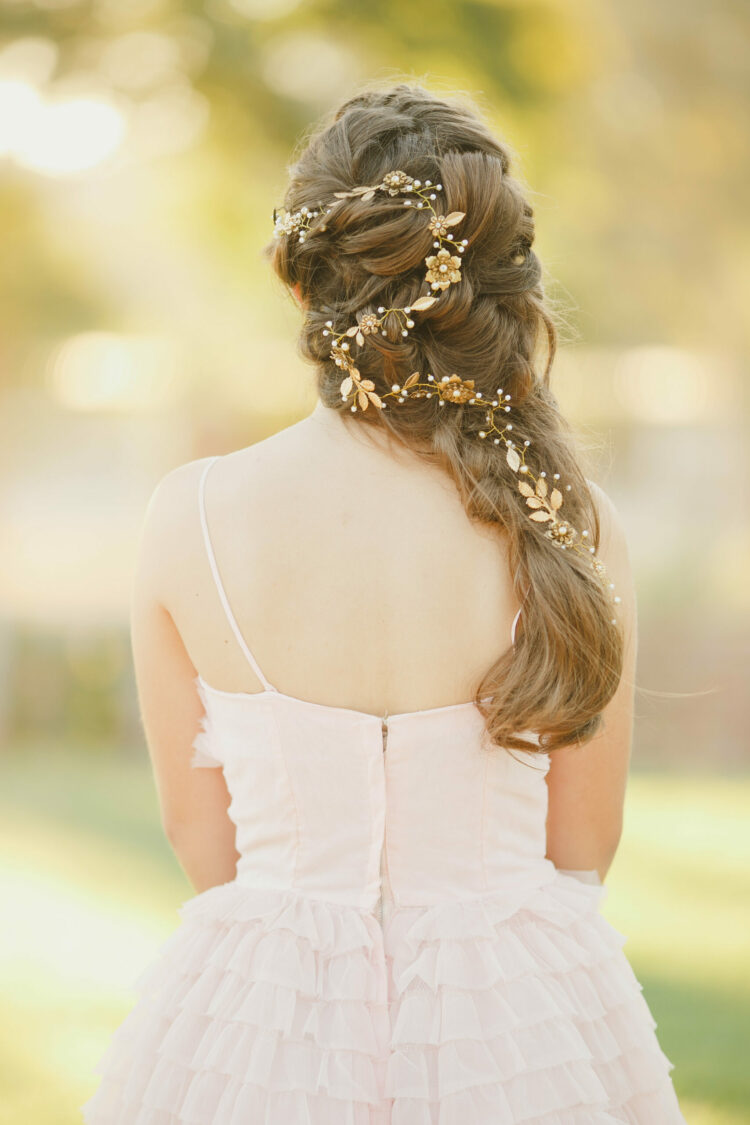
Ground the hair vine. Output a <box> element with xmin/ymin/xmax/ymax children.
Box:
<box><xmin>273</xmin><ymin>169</ymin><xmax>620</xmax><ymax>625</ymax></box>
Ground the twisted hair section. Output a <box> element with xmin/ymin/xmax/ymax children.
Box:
<box><xmin>264</xmin><ymin>82</ymin><xmax>624</xmax><ymax>754</ymax></box>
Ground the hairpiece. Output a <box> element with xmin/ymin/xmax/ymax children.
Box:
<box><xmin>272</xmin><ymin>172</ymin><xmax>621</xmax><ymax>624</ymax></box>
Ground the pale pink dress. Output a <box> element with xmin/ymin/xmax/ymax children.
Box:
<box><xmin>80</xmin><ymin>454</ymin><xmax>687</xmax><ymax>1124</ymax></box>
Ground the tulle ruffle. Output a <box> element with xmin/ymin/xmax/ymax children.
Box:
<box><xmin>382</xmin><ymin>871</ymin><xmax>684</xmax><ymax>1124</ymax></box>
<box><xmin>80</xmin><ymin>883</ymin><xmax>391</xmax><ymax>1124</ymax></box>
<box><xmin>80</xmin><ymin>875</ymin><xmax>686</xmax><ymax>1124</ymax></box>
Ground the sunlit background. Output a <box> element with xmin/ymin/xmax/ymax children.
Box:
<box><xmin>0</xmin><ymin>1</ymin><xmax>748</xmax><ymax>1122</ymax></box>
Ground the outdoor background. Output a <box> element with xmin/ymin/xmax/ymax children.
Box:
<box><xmin>1</xmin><ymin>0</ymin><xmax>748</xmax><ymax>1122</ymax></box>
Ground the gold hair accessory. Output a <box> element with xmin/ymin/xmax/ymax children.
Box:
<box><xmin>272</xmin><ymin>172</ymin><xmax>620</xmax><ymax>623</ymax></box>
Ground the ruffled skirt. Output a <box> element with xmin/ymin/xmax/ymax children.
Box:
<box><xmin>79</xmin><ymin>873</ymin><xmax>686</xmax><ymax>1124</ymax></box>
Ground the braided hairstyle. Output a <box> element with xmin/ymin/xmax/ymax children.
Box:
<box><xmin>264</xmin><ymin>82</ymin><xmax>623</xmax><ymax>754</ymax></box>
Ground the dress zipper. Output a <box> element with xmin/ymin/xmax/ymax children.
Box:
<box><xmin>378</xmin><ymin>714</ymin><xmax>392</xmax><ymax>928</ymax></box>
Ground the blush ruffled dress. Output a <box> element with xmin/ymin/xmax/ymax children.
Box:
<box><xmin>80</xmin><ymin>455</ymin><xmax>687</xmax><ymax>1125</ymax></box>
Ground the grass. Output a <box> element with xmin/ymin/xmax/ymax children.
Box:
<box><xmin>0</xmin><ymin>747</ymin><xmax>748</xmax><ymax>1124</ymax></box>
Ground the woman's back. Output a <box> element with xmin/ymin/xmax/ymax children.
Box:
<box><xmin>164</xmin><ymin>400</ymin><xmax>522</xmax><ymax>717</ymax></box>
<box><xmin>82</xmin><ymin>82</ymin><xmax>687</xmax><ymax>1125</ymax></box>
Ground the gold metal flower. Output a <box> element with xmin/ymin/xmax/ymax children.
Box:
<box><xmin>437</xmin><ymin>374</ymin><xmax>476</xmax><ymax>403</ymax></box>
<box><xmin>381</xmin><ymin>170</ymin><xmax>415</xmax><ymax>195</ymax></box>
<box><xmin>545</xmin><ymin>522</ymin><xmax>579</xmax><ymax>548</ymax></box>
<box><xmin>425</xmin><ymin>248</ymin><xmax>463</xmax><ymax>291</ymax></box>
<box><xmin>359</xmin><ymin>313</ymin><xmax>380</xmax><ymax>335</ymax></box>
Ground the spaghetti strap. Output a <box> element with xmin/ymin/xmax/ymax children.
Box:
<box><xmin>198</xmin><ymin>455</ymin><xmax>277</xmax><ymax>692</ymax></box>
<box><xmin>511</xmin><ymin>604</ymin><xmax>522</xmax><ymax>646</ymax></box>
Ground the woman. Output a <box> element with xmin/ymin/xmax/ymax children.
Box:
<box><xmin>81</xmin><ymin>83</ymin><xmax>687</xmax><ymax>1123</ymax></box>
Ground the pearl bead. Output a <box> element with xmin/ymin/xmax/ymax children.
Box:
<box><xmin>406</xmin><ymin>319</ymin><xmax>414</xmax><ymax>328</ymax></box>
<box><xmin>350</xmin><ymin>405</ymin><xmax>356</xmax><ymax>412</ymax></box>
<box><xmin>540</xmin><ymin>471</ymin><xmax>546</xmax><ymax>477</ymax></box>
<box><xmin>414</xmin><ymin>179</ymin><xmax>421</xmax><ymax>186</ymax></box>
<box><xmin>425</xmin><ymin>180</ymin><xmax>432</xmax><ymax>186</ymax></box>
<box><xmin>433</xmin><ymin>241</ymin><xmax>440</xmax><ymax>248</ymax></box>
<box><xmin>506</xmin><ymin>423</ymin><xmax>513</xmax><ymax>429</ymax></box>
<box><xmin>430</xmin><ymin>193</ymin><xmax>436</xmax><ymax>199</ymax></box>
<box><xmin>611</xmin><ymin>618</ymin><xmax>617</xmax><ymax>625</ymax></box>
<box><xmin>524</xmin><ymin>440</ymin><xmax>530</xmax><ymax>446</ymax></box>
<box><xmin>614</xmin><ymin>596</ymin><xmax>621</xmax><ymax>603</ymax></box>
<box><xmin>404</xmin><ymin>307</ymin><xmax>411</xmax><ymax>314</ymax></box>
<box><xmin>553</xmin><ymin>473</ymin><xmax>560</xmax><ymax>479</ymax></box>
<box><xmin>391</xmin><ymin>384</ymin><xmax>400</xmax><ymax>392</ymax></box>
<box><xmin>582</xmin><ymin>530</ymin><xmax>589</xmax><ymax>537</ymax></box>
<box><xmin>404</xmin><ymin>200</ymin><xmax>412</xmax><ymax>206</ymax></box>
<box><xmin>590</xmin><ymin>546</ymin><xmax>595</xmax><ymax>553</ymax></box>
<box><xmin>322</xmin><ymin>330</ymin><xmax>329</xmax><ymax>336</ymax></box>
<box><xmin>326</xmin><ymin>320</ymin><xmax>333</xmax><ymax>327</ymax></box>
<box><xmin>520</xmin><ymin>465</ymin><xmax>528</xmax><ymax>472</ymax></box>
<box><xmin>437</xmin><ymin>183</ymin><xmax>443</xmax><ymax>189</ymax></box>
<box><xmin>441</xmin><ymin>375</ymin><xmax>449</xmax><ymax>382</ymax></box>
<box><xmin>476</xmin><ymin>391</ymin><xmax>482</xmax><ymax>398</ymax></box>
<box><xmin>566</xmin><ymin>485</ymin><xmax>572</xmax><ymax>490</ymax></box>
<box><xmin>494</xmin><ymin>438</ymin><xmax>500</xmax><ymax>444</ymax></box>
<box><xmin>378</xmin><ymin>306</ymin><xmax>385</xmax><ymax>313</ymax></box>
<box><xmin>479</xmin><ymin>431</ymin><xmax>486</xmax><ymax>438</ymax></box>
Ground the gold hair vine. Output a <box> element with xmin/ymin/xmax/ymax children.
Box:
<box><xmin>272</xmin><ymin>171</ymin><xmax>620</xmax><ymax>623</ymax></box>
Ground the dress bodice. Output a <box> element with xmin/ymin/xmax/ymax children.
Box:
<box><xmin>192</xmin><ymin>676</ymin><xmax>554</xmax><ymax>918</ymax></box>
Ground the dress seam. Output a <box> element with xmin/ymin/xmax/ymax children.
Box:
<box><xmin>266</xmin><ymin>697</ymin><xmax>302</xmax><ymax>887</ymax></box>
<box><xmin>479</xmin><ymin>748</ymin><xmax>490</xmax><ymax>891</ymax></box>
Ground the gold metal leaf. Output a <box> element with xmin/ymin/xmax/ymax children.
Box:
<box><xmin>340</xmin><ymin>376</ymin><xmax>353</xmax><ymax>397</ymax></box>
<box><xmin>550</xmin><ymin>488</ymin><xmax>563</xmax><ymax>510</ymax></box>
<box><xmin>345</xmin><ymin>326</ymin><xmax>359</xmax><ymax>337</ymax></box>
<box><xmin>361</xmin><ymin>189</ymin><xmax>376</xmax><ymax>201</ymax></box>
<box><xmin>356</xmin><ymin>331</ymin><xmax>365</xmax><ymax>347</ymax></box>
<box><xmin>444</xmin><ymin>211</ymin><xmax>465</xmax><ymax>226</ymax></box>
<box><xmin>536</xmin><ymin>477</ymin><xmax>548</xmax><ymax>498</ymax></box>
<box><xmin>529</xmin><ymin>510</ymin><xmax>552</xmax><ymax>522</ymax></box>
<box><xmin>410</xmin><ymin>295</ymin><xmax>438</xmax><ymax>311</ymax></box>
<box><xmin>506</xmin><ymin>447</ymin><xmax>521</xmax><ymax>472</ymax></box>
<box><xmin>518</xmin><ymin>481</ymin><xmax>535</xmax><ymax>497</ymax></box>
<box><xmin>360</xmin><ymin>379</ymin><xmax>375</xmax><ymax>391</ymax></box>
<box><xmin>525</xmin><ymin>497</ymin><xmax>544</xmax><ymax>509</ymax></box>
<box><xmin>349</xmin><ymin>368</ymin><xmax>360</xmax><ymax>378</ymax></box>
<box><xmin>367</xmin><ymin>392</ymin><xmax>383</xmax><ymax>408</ymax></box>
<box><xmin>334</xmin><ymin>186</ymin><xmax>372</xmax><ymax>198</ymax></box>
<box><xmin>404</xmin><ymin>371</ymin><xmax>421</xmax><ymax>388</ymax></box>
<box><xmin>357</xmin><ymin>389</ymin><xmax>368</xmax><ymax>410</ymax></box>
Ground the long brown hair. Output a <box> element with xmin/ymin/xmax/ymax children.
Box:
<box><xmin>264</xmin><ymin>81</ymin><xmax>623</xmax><ymax>754</ymax></box>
